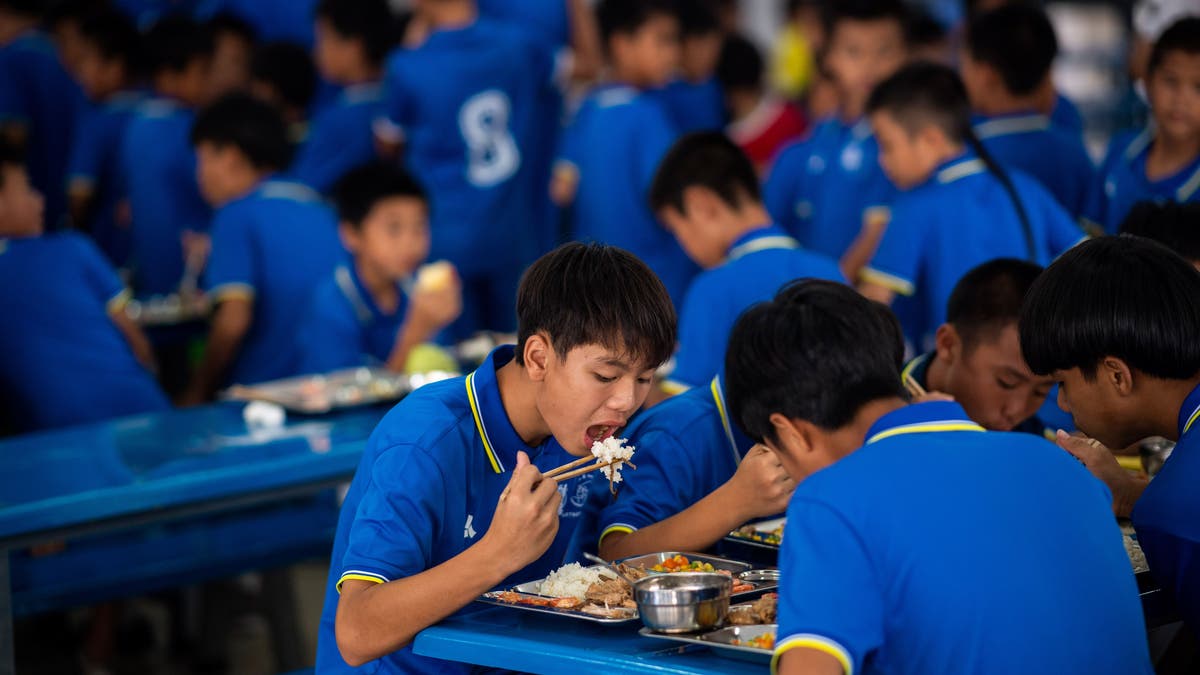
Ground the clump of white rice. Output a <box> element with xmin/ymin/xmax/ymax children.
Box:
<box><xmin>540</xmin><ymin>563</ymin><xmax>605</xmax><ymax>600</ymax></box>
<box><xmin>592</xmin><ymin>437</ymin><xmax>635</xmax><ymax>484</ymax></box>
<box><xmin>1124</xmin><ymin>535</ymin><xmax>1149</xmax><ymax>573</ymax></box>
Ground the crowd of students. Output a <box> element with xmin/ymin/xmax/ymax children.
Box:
<box><xmin>1</xmin><ymin>0</ymin><xmax>1199</xmax><ymax>672</ymax></box>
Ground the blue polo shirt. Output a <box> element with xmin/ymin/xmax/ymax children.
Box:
<box><xmin>974</xmin><ymin>112</ymin><xmax>1095</xmax><ymax>218</ymax></box>
<box><xmin>67</xmin><ymin>91</ymin><xmax>146</xmax><ymax>267</ymax></box>
<box><xmin>669</xmin><ymin>225</ymin><xmax>844</xmax><ymax>390</ymax></box>
<box><xmin>1050</xmin><ymin>92</ymin><xmax>1084</xmax><ymax>134</ymax></box>
<box><xmin>295</xmin><ymin>264</ymin><xmax>410</xmax><ymax>375</ymax></box>
<box><xmin>559</xmin><ymin>84</ymin><xmax>696</xmax><ymax>306</ymax></box>
<box><xmin>1132</xmin><ymin>383</ymin><xmax>1200</xmax><ymax>641</ymax></box>
<box><xmin>1084</xmin><ymin>127</ymin><xmax>1200</xmax><ymax>234</ymax></box>
<box><xmin>772</xmin><ymin>401</ymin><xmax>1151</xmax><ymax>675</ymax></box>
<box><xmin>478</xmin><ymin>0</ymin><xmax>569</xmax><ymax>49</ymax></box>
<box><xmin>862</xmin><ymin>151</ymin><xmax>1084</xmax><ymax>345</ymax></box>
<box><xmin>316</xmin><ymin>346</ymin><xmax>601</xmax><ymax>674</ymax></box>
<box><xmin>762</xmin><ymin>117</ymin><xmax>897</xmax><ymax>259</ymax></box>
<box><xmin>120</xmin><ymin>97</ymin><xmax>212</xmax><ymax>296</ymax></box>
<box><xmin>654</xmin><ymin>77</ymin><xmax>726</xmax><ymax>133</ymax></box>
<box><xmin>0</xmin><ymin>31</ymin><xmax>84</xmax><ymax>230</ymax></box>
<box><xmin>203</xmin><ymin>179</ymin><xmax>343</xmax><ymax>385</ymax></box>
<box><xmin>290</xmin><ymin>83</ymin><xmax>382</xmax><ymax>194</ymax></box>
<box><xmin>0</xmin><ymin>233</ymin><xmax>169</xmax><ymax>432</ymax></box>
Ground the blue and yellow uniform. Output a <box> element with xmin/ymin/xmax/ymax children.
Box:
<box><xmin>861</xmin><ymin>151</ymin><xmax>1084</xmax><ymax>345</ymax></box>
<box><xmin>0</xmin><ymin>31</ymin><xmax>84</xmax><ymax>230</ymax></box>
<box><xmin>203</xmin><ymin>179</ymin><xmax>343</xmax><ymax>385</ymax></box>
<box><xmin>762</xmin><ymin>118</ymin><xmax>897</xmax><ymax>260</ymax></box>
<box><xmin>0</xmin><ymin>233</ymin><xmax>169</xmax><ymax>432</ymax></box>
<box><xmin>668</xmin><ymin>225</ymin><xmax>844</xmax><ymax>391</ymax></box>
<box><xmin>772</xmin><ymin>401</ymin><xmax>1152</xmax><ymax>675</ymax></box>
<box><xmin>289</xmin><ymin>83</ymin><xmax>382</xmax><ymax>194</ymax></box>
<box><xmin>1132</xmin><ymin>384</ymin><xmax>1200</xmax><ymax>641</ymax></box>
<box><xmin>1085</xmin><ymin>127</ymin><xmax>1200</xmax><ymax>234</ymax></box>
<box><xmin>294</xmin><ymin>264</ymin><xmax>410</xmax><ymax>375</ymax></box>
<box><xmin>120</xmin><ymin>97</ymin><xmax>212</xmax><ymax>296</ymax></box>
<box><xmin>974</xmin><ymin>112</ymin><xmax>1095</xmax><ymax>218</ymax></box>
<box><xmin>377</xmin><ymin>18</ymin><xmax>557</xmax><ymax>339</ymax></box>
<box><xmin>654</xmin><ymin>77</ymin><xmax>726</xmax><ymax>134</ymax></box>
<box><xmin>315</xmin><ymin>346</ymin><xmax>600</xmax><ymax>674</ymax></box>
<box><xmin>558</xmin><ymin>84</ymin><xmax>695</xmax><ymax>306</ymax></box>
<box><xmin>67</xmin><ymin>91</ymin><xmax>146</xmax><ymax>267</ymax></box>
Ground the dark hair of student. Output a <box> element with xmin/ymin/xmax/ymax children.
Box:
<box><xmin>905</xmin><ymin>6</ymin><xmax>947</xmax><ymax>51</ymax></box>
<box><xmin>78</xmin><ymin>8</ymin><xmax>142</xmax><ymax>78</ymax></box>
<box><xmin>866</xmin><ymin>61</ymin><xmax>1036</xmax><ymax>260</ymax></box>
<box><xmin>961</xmin><ymin>0</ymin><xmax>1040</xmax><ymax>21</ymax></box>
<box><xmin>1118</xmin><ymin>201</ymin><xmax>1200</xmax><ymax>263</ymax></box>
<box><xmin>649</xmin><ymin>131</ymin><xmax>761</xmax><ymax>213</ymax></box>
<box><xmin>251</xmin><ymin>42</ymin><xmax>318</xmax><ymax>112</ymax></box>
<box><xmin>822</xmin><ymin>0</ymin><xmax>909</xmax><ymax>41</ymax></box>
<box><xmin>678</xmin><ymin>0</ymin><xmax>719</xmax><ymax>38</ymax></box>
<box><xmin>725</xmin><ymin>279</ymin><xmax>906</xmax><ymax>442</ymax></box>
<box><xmin>315</xmin><ymin>0</ymin><xmax>400</xmax><ymax>66</ymax></box>
<box><xmin>515</xmin><ymin>242</ymin><xmax>677</xmax><ymax>370</ymax></box>
<box><xmin>190</xmin><ymin>92</ymin><xmax>292</xmax><ymax>171</ymax></box>
<box><xmin>44</xmin><ymin>0</ymin><xmax>97</xmax><ymax>29</ymax></box>
<box><xmin>946</xmin><ymin>258</ymin><xmax>1043</xmax><ymax>349</ymax></box>
<box><xmin>966</xmin><ymin>4</ymin><xmax>1057</xmax><ymax>96</ymax></box>
<box><xmin>715</xmin><ymin>33</ymin><xmax>762</xmax><ymax>93</ymax></box>
<box><xmin>1148</xmin><ymin>17</ymin><xmax>1200</xmax><ymax>76</ymax></box>
<box><xmin>332</xmin><ymin>161</ymin><xmax>427</xmax><ymax>228</ymax></box>
<box><xmin>142</xmin><ymin>14</ymin><xmax>214</xmax><ymax>76</ymax></box>
<box><xmin>0</xmin><ymin>136</ymin><xmax>25</xmax><ymax>188</ymax></box>
<box><xmin>1020</xmin><ymin>236</ymin><xmax>1200</xmax><ymax>381</ymax></box>
<box><xmin>597</xmin><ymin>0</ymin><xmax>678</xmax><ymax>48</ymax></box>
<box><xmin>206</xmin><ymin>11</ymin><xmax>256</xmax><ymax>46</ymax></box>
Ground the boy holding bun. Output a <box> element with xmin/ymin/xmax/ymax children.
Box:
<box><xmin>296</xmin><ymin>161</ymin><xmax>462</xmax><ymax>375</ymax></box>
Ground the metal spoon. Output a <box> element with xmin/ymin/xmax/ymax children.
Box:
<box><xmin>582</xmin><ymin>552</ymin><xmax>642</xmax><ymax>587</ymax></box>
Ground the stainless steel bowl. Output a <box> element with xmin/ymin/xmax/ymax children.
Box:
<box><xmin>635</xmin><ymin>572</ymin><xmax>732</xmax><ymax>634</ymax></box>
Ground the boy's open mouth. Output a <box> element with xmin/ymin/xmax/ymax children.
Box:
<box><xmin>585</xmin><ymin>424</ymin><xmax>619</xmax><ymax>447</ymax></box>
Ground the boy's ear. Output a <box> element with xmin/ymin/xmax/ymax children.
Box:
<box><xmin>337</xmin><ymin>221</ymin><xmax>360</xmax><ymax>253</ymax></box>
<box><xmin>523</xmin><ymin>332</ymin><xmax>552</xmax><ymax>382</ymax></box>
<box><xmin>768</xmin><ymin>412</ymin><xmax>814</xmax><ymax>460</ymax></box>
<box><xmin>1100</xmin><ymin>356</ymin><xmax>1136</xmax><ymax>397</ymax></box>
<box><xmin>934</xmin><ymin>323</ymin><xmax>961</xmax><ymax>365</ymax></box>
<box><xmin>681</xmin><ymin>185</ymin><xmax>723</xmax><ymax>226</ymax></box>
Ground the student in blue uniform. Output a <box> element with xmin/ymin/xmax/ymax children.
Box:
<box><xmin>859</xmin><ymin>63</ymin><xmax>1083</xmax><ymax>348</ymax></box>
<box><xmin>291</xmin><ymin>0</ymin><xmax>395</xmax><ymax>194</ymax></box>
<box><xmin>0</xmin><ymin>0</ymin><xmax>84</xmax><ymax>231</ymax></box>
<box><xmin>1020</xmin><ymin>236</ymin><xmax>1200</xmax><ymax>645</ymax></box>
<box><xmin>317</xmin><ymin>243</ymin><xmax>677</xmax><ymax>674</ymax></box>
<box><xmin>1086</xmin><ymin>18</ymin><xmax>1200</xmax><ymax>234</ymax></box>
<box><xmin>66</xmin><ymin>9</ymin><xmax>145</xmax><ymax>268</ymax></box>
<box><xmin>761</xmin><ymin>0</ymin><xmax>907</xmax><ymax>276</ymax></box>
<box><xmin>120</xmin><ymin>15</ymin><xmax>213</xmax><ymax>297</ymax></box>
<box><xmin>184</xmin><ymin>94</ymin><xmax>343</xmax><ymax>400</ymax></box>
<box><xmin>296</xmin><ymin>162</ymin><xmax>462</xmax><ymax>375</ymax></box>
<box><xmin>554</xmin><ymin>0</ymin><xmax>696</xmax><ymax>307</ymax></box>
<box><xmin>961</xmin><ymin>4</ymin><xmax>1095</xmax><ymax>219</ymax></box>
<box><xmin>724</xmin><ymin>280</ymin><xmax>1152</xmax><ymax>675</ymax></box>
<box><xmin>376</xmin><ymin>0</ymin><xmax>569</xmax><ymax>340</ymax></box>
<box><xmin>0</xmin><ymin>140</ymin><xmax>168</xmax><ymax>433</ymax></box>
<box><xmin>649</xmin><ymin>132</ymin><xmax>844</xmax><ymax>392</ymax></box>
<box><xmin>654</xmin><ymin>2</ymin><xmax>725</xmax><ymax>134</ymax></box>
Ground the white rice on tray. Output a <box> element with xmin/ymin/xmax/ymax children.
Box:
<box><xmin>539</xmin><ymin>563</ymin><xmax>606</xmax><ymax>600</ymax></box>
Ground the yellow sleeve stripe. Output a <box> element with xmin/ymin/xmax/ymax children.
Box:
<box><xmin>659</xmin><ymin>380</ymin><xmax>692</xmax><ymax>396</ymax></box>
<box><xmin>336</xmin><ymin>571</ymin><xmax>388</xmax><ymax>593</ymax></box>
<box><xmin>598</xmin><ymin>524</ymin><xmax>636</xmax><ymax>547</ymax></box>
<box><xmin>106</xmin><ymin>288</ymin><xmax>132</xmax><ymax>315</ymax></box>
<box><xmin>210</xmin><ymin>282</ymin><xmax>256</xmax><ymax>303</ymax></box>
<box><xmin>858</xmin><ymin>267</ymin><xmax>914</xmax><ymax>297</ymax></box>
<box><xmin>772</xmin><ymin>634</ymin><xmax>854</xmax><ymax>675</ymax></box>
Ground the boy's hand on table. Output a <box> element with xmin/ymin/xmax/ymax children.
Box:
<box><xmin>726</xmin><ymin>445</ymin><xmax>795</xmax><ymax>521</ymax></box>
<box><xmin>480</xmin><ymin>451</ymin><xmax>562</xmax><ymax>576</ymax></box>
<box><xmin>1055</xmin><ymin>430</ymin><xmax>1148</xmax><ymax>518</ymax></box>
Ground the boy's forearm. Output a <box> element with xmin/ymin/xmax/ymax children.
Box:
<box><xmin>565</xmin><ymin>0</ymin><xmax>602</xmax><ymax>81</ymax></box>
<box><xmin>110</xmin><ymin>309</ymin><xmax>157</xmax><ymax>373</ymax></box>
<box><xmin>599</xmin><ymin>485</ymin><xmax>751</xmax><ymax>560</ymax></box>
<box><xmin>189</xmin><ymin>299</ymin><xmax>252</xmax><ymax>399</ymax></box>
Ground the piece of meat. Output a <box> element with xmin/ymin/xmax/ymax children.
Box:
<box><xmin>753</xmin><ymin>593</ymin><xmax>778</xmax><ymax>623</ymax></box>
<box><xmin>728</xmin><ymin>607</ymin><xmax>758</xmax><ymax>625</ymax></box>
<box><xmin>585</xmin><ymin>577</ymin><xmax>632</xmax><ymax>606</ymax></box>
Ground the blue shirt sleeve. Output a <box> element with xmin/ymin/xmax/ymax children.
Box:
<box><xmin>670</xmin><ymin>273</ymin><xmax>728</xmax><ymax>389</ymax></box>
<box><xmin>290</xmin><ymin>103</ymin><xmax>379</xmax><ymax>193</ymax></box>
<box><xmin>69</xmin><ymin>233</ymin><xmax>126</xmax><ymax>307</ymax></box>
<box><xmin>763</xmin><ymin>142</ymin><xmax>807</xmax><ymax>238</ymax></box>
<box><xmin>378</xmin><ymin>59</ymin><xmax>411</xmax><ymax>143</ymax></box>
<box><xmin>774</xmin><ymin>499</ymin><xmax>884</xmax><ymax>674</ymax></box>
<box><xmin>596</xmin><ymin>428</ymin><xmax>706</xmax><ymax>543</ymax></box>
<box><xmin>203</xmin><ymin>206</ymin><xmax>257</xmax><ymax>301</ymax></box>
<box><xmin>67</xmin><ymin>104</ymin><xmax>103</xmax><ymax>190</ymax></box>
<box><xmin>295</xmin><ymin>289</ymin><xmax>366</xmax><ymax>375</ymax></box>
<box><xmin>862</xmin><ymin>196</ymin><xmax>926</xmax><ymax>296</ymax></box>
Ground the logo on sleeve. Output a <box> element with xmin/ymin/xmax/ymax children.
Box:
<box><xmin>464</xmin><ymin>514</ymin><xmax>477</xmax><ymax>539</ymax></box>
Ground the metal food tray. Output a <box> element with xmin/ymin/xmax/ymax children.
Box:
<box><xmin>724</xmin><ymin>517</ymin><xmax>786</xmax><ymax>551</ymax></box>
<box><xmin>476</xmin><ymin>565</ymin><xmax>640</xmax><ymax>625</ymax></box>
<box><xmin>639</xmin><ymin>623</ymin><xmax>777</xmax><ymax>663</ymax></box>
<box><xmin>125</xmin><ymin>293</ymin><xmax>210</xmax><ymax>327</ymax></box>
<box><xmin>224</xmin><ymin>367</ymin><xmax>455</xmax><ymax>414</ymax></box>
<box><xmin>613</xmin><ymin>552</ymin><xmax>777</xmax><ymax>596</ymax></box>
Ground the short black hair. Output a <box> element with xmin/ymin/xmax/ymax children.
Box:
<box><xmin>715</xmin><ymin>33</ymin><xmax>762</xmax><ymax>92</ymax></box>
<box><xmin>1119</xmin><ymin>201</ymin><xmax>1200</xmax><ymax>263</ymax></box>
<box><xmin>649</xmin><ymin>131</ymin><xmax>761</xmax><ymax>213</ymax></box>
<box><xmin>206</xmin><ymin>11</ymin><xmax>256</xmax><ymax>46</ymax></box>
<box><xmin>678</xmin><ymin>0</ymin><xmax>719</xmax><ymax>38</ymax></box>
<box><xmin>0</xmin><ymin>136</ymin><xmax>25</xmax><ymax>189</ymax></box>
<box><xmin>1020</xmin><ymin>236</ymin><xmax>1200</xmax><ymax>381</ymax></box>
<box><xmin>905</xmin><ymin>6</ymin><xmax>947</xmax><ymax>50</ymax></box>
<box><xmin>966</xmin><ymin>5</ymin><xmax>1057</xmax><ymax>96</ymax></box>
<box><xmin>1148</xmin><ymin>17</ymin><xmax>1200</xmax><ymax>76</ymax></box>
<box><xmin>78</xmin><ymin>8</ymin><xmax>141</xmax><ymax>76</ymax></box>
<box><xmin>597</xmin><ymin>0</ymin><xmax>678</xmax><ymax>48</ymax></box>
<box><xmin>946</xmin><ymin>258</ymin><xmax>1043</xmax><ymax>348</ymax></box>
<box><xmin>142</xmin><ymin>14</ymin><xmax>213</xmax><ymax>76</ymax></box>
<box><xmin>251</xmin><ymin>41</ymin><xmax>317</xmax><ymax>112</ymax></box>
<box><xmin>726</xmin><ymin>279</ymin><xmax>905</xmax><ymax>441</ymax></box>
<box><xmin>823</xmin><ymin>0</ymin><xmax>909</xmax><ymax>40</ymax></box>
<box><xmin>515</xmin><ymin>242</ymin><xmax>677</xmax><ymax>370</ymax></box>
<box><xmin>866</xmin><ymin>60</ymin><xmax>970</xmax><ymax>142</ymax></box>
<box><xmin>190</xmin><ymin>92</ymin><xmax>292</xmax><ymax>171</ymax></box>
<box><xmin>316</xmin><ymin>0</ymin><xmax>400</xmax><ymax>65</ymax></box>
<box><xmin>45</xmin><ymin>0</ymin><xmax>96</xmax><ymax>29</ymax></box>
<box><xmin>332</xmin><ymin>161</ymin><xmax>427</xmax><ymax>227</ymax></box>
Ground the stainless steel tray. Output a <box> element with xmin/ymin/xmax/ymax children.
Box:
<box><xmin>223</xmin><ymin>367</ymin><xmax>456</xmax><ymax>414</ymax></box>
<box><xmin>639</xmin><ymin>623</ymin><xmax>777</xmax><ymax>663</ymax></box>
<box><xmin>476</xmin><ymin>588</ymin><xmax>639</xmax><ymax>625</ymax></box>
<box><xmin>724</xmin><ymin>517</ymin><xmax>786</xmax><ymax>551</ymax></box>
